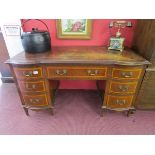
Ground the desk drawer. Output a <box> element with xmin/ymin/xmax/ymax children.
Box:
<box><xmin>47</xmin><ymin>66</ymin><xmax>107</xmax><ymax>79</ymax></box>
<box><xmin>106</xmin><ymin>95</ymin><xmax>133</xmax><ymax>109</ymax></box>
<box><xmin>23</xmin><ymin>93</ymin><xmax>49</xmax><ymax>107</ymax></box>
<box><xmin>18</xmin><ymin>80</ymin><xmax>46</xmax><ymax>92</ymax></box>
<box><xmin>112</xmin><ymin>68</ymin><xmax>142</xmax><ymax>80</ymax></box>
<box><xmin>109</xmin><ymin>81</ymin><xmax>138</xmax><ymax>94</ymax></box>
<box><xmin>14</xmin><ymin>67</ymin><xmax>43</xmax><ymax>79</ymax></box>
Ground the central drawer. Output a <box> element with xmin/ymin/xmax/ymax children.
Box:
<box><xmin>46</xmin><ymin>66</ymin><xmax>107</xmax><ymax>79</ymax></box>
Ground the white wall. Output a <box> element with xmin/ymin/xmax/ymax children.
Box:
<box><xmin>0</xmin><ymin>19</ymin><xmax>24</xmax><ymax>58</ymax></box>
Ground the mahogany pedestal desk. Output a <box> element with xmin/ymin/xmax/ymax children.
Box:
<box><xmin>6</xmin><ymin>46</ymin><xmax>150</xmax><ymax>116</ymax></box>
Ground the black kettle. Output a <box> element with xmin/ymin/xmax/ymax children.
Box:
<box><xmin>21</xmin><ymin>19</ymin><xmax>51</xmax><ymax>54</ymax></box>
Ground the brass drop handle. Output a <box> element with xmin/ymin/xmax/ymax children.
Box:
<box><xmin>118</xmin><ymin>85</ymin><xmax>129</xmax><ymax>91</ymax></box>
<box><xmin>87</xmin><ymin>70</ymin><xmax>98</xmax><ymax>76</ymax></box>
<box><xmin>23</xmin><ymin>71</ymin><xmax>33</xmax><ymax>77</ymax></box>
<box><xmin>23</xmin><ymin>70</ymin><xmax>39</xmax><ymax>77</ymax></box>
<box><xmin>25</xmin><ymin>84</ymin><xmax>36</xmax><ymax>89</ymax></box>
<box><xmin>116</xmin><ymin>99</ymin><xmax>126</xmax><ymax>105</ymax></box>
<box><xmin>56</xmin><ymin>69</ymin><xmax>67</xmax><ymax>75</ymax></box>
<box><xmin>121</xmin><ymin>72</ymin><xmax>133</xmax><ymax>78</ymax></box>
<box><xmin>30</xmin><ymin>98</ymin><xmax>40</xmax><ymax>103</ymax></box>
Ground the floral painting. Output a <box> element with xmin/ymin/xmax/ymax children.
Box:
<box><xmin>56</xmin><ymin>19</ymin><xmax>92</xmax><ymax>39</ymax></box>
<box><xmin>62</xmin><ymin>19</ymin><xmax>86</xmax><ymax>33</ymax></box>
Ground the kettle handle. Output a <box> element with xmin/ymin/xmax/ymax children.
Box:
<box><xmin>20</xmin><ymin>19</ymin><xmax>50</xmax><ymax>39</ymax></box>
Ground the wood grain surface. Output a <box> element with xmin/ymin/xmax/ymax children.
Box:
<box><xmin>6</xmin><ymin>46</ymin><xmax>150</xmax><ymax>116</ymax></box>
<box><xmin>6</xmin><ymin>46</ymin><xmax>150</xmax><ymax>66</ymax></box>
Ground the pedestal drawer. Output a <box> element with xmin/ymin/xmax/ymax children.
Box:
<box><xmin>106</xmin><ymin>95</ymin><xmax>133</xmax><ymax>109</ymax></box>
<box><xmin>47</xmin><ymin>66</ymin><xmax>107</xmax><ymax>79</ymax></box>
<box><xmin>109</xmin><ymin>81</ymin><xmax>138</xmax><ymax>94</ymax></box>
<box><xmin>112</xmin><ymin>68</ymin><xmax>142</xmax><ymax>79</ymax></box>
<box><xmin>14</xmin><ymin>67</ymin><xmax>43</xmax><ymax>79</ymax></box>
<box><xmin>23</xmin><ymin>93</ymin><xmax>49</xmax><ymax>107</ymax></box>
<box><xmin>18</xmin><ymin>80</ymin><xmax>46</xmax><ymax>92</ymax></box>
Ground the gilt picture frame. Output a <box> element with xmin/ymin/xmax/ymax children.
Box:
<box><xmin>56</xmin><ymin>19</ymin><xmax>92</xmax><ymax>39</ymax></box>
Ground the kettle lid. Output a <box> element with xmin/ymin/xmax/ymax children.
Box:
<box><xmin>31</xmin><ymin>28</ymin><xmax>47</xmax><ymax>34</ymax></box>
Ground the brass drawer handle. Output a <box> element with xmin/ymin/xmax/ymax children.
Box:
<box><xmin>23</xmin><ymin>71</ymin><xmax>33</xmax><ymax>77</ymax></box>
<box><xmin>25</xmin><ymin>84</ymin><xmax>36</xmax><ymax>89</ymax></box>
<box><xmin>118</xmin><ymin>85</ymin><xmax>129</xmax><ymax>92</ymax></box>
<box><xmin>29</xmin><ymin>98</ymin><xmax>40</xmax><ymax>103</ymax></box>
<box><xmin>87</xmin><ymin>70</ymin><xmax>98</xmax><ymax>76</ymax></box>
<box><xmin>56</xmin><ymin>69</ymin><xmax>67</xmax><ymax>75</ymax></box>
<box><xmin>116</xmin><ymin>99</ymin><xmax>126</xmax><ymax>105</ymax></box>
<box><xmin>121</xmin><ymin>72</ymin><xmax>133</xmax><ymax>78</ymax></box>
<box><xmin>23</xmin><ymin>70</ymin><xmax>39</xmax><ymax>77</ymax></box>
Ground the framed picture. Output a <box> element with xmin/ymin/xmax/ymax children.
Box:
<box><xmin>3</xmin><ymin>25</ymin><xmax>21</xmax><ymax>36</ymax></box>
<box><xmin>56</xmin><ymin>19</ymin><xmax>92</xmax><ymax>39</ymax></box>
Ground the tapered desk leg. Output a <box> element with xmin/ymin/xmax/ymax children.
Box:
<box><xmin>23</xmin><ymin>107</ymin><xmax>29</xmax><ymax>116</ymax></box>
<box><xmin>101</xmin><ymin>108</ymin><xmax>106</xmax><ymax>117</ymax></box>
<box><xmin>49</xmin><ymin>108</ymin><xmax>54</xmax><ymax>115</ymax></box>
<box><xmin>101</xmin><ymin>109</ymin><xmax>104</xmax><ymax>117</ymax></box>
<box><xmin>127</xmin><ymin>109</ymin><xmax>135</xmax><ymax>117</ymax></box>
